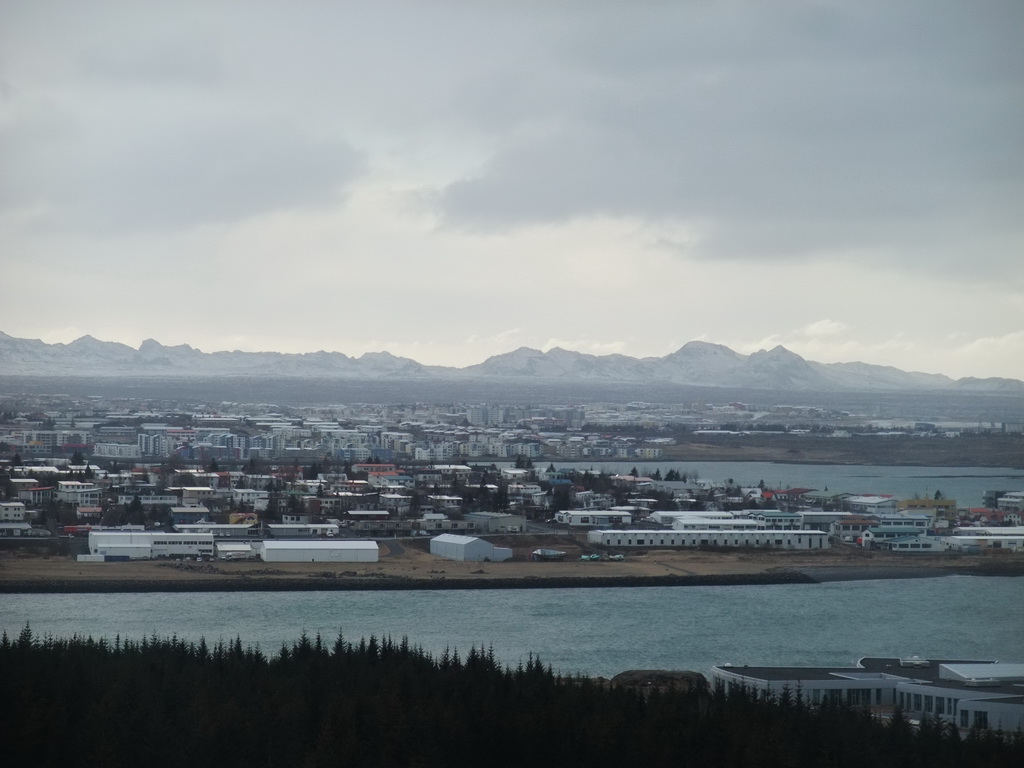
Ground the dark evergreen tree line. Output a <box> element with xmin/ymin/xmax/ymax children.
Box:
<box><xmin>1</xmin><ymin>625</ymin><xmax>1020</xmax><ymax>768</ymax></box>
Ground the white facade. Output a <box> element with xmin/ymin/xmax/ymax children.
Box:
<box><xmin>92</xmin><ymin>442</ymin><xmax>143</xmax><ymax>459</ymax></box>
<box><xmin>259</xmin><ymin>540</ymin><xmax>379</xmax><ymax>563</ymax></box>
<box><xmin>266</xmin><ymin>523</ymin><xmax>341</xmax><ymax>537</ymax></box>
<box><xmin>89</xmin><ymin>530</ymin><xmax>215</xmax><ymax>559</ymax></box>
<box><xmin>555</xmin><ymin>510</ymin><xmax>634</xmax><ymax>527</ymax></box>
<box><xmin>713</xmin><ymin>658</ymin><xmax>1024</xmax><ymax>733</ymax></box>
<box><xmin>671</xmin><ymin>517</ymin><xmax>760</xmax><ymax>531</ymax></box>
<box><xmin>0</xmin><ymin>502</ymin><xmax>28</xmax><ymax>522</ymax></box>
<box><xmin>649</xmin><ymin>510</ymin><xmax>735</xmax><ymax>525</ymax></box>
<box><xmin>463</xmin><ymin>512</ymin><xmax>527</xmax><ymax>533</ymax></box>
<box><xmin>429</xmin><ymin>534</ymin><xmax>512</xmax><ymax>562</ymax></box>
<box><xmin>880</xmin><ymin>535</ymin><xmax>943</xmax><ymax>552</ymax></box>
<box><xmin>174</xmin><ymin>523</ymin><xmax>261</xmax><ymax>538</ymax></box>
<box><xmin>587</xmin><ymin>529</ymin><xmax>830</xmax><ymax>550</ymax></box>
<box><xmin>995</xmin><ymin>491</ymin><xmax>1024</xmax><ymax>511</ymax></box>
<box><xmin>945</xmin><ymin>532</ymin><xmax>1024</xmax><ymax>552</ymax></box>
<box><xmin>56</xmin><ymin>481</ymin><xmax>102</xmax><ymax>507</ymax></box>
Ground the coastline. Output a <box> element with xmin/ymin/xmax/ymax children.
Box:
<box><xmin>2</xmin><ymin>548</ymin><xmax>1022</xmax><ymax>594</ymax></box>
<box><xmin>0</xmin><ymin>571</ymin><xmax>820</xmax><ymax>594</ymax></box>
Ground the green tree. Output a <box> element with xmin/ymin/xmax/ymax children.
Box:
<box><xmin>127</xmin><ymin>494</ymin><xmax>145</xmax><ymax>525</ymax></box>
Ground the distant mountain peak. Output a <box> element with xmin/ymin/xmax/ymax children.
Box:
<box><xmin>0</xmin><ymin>330</ymin><xmax>1020</xmax><ymax>393</ymax></box>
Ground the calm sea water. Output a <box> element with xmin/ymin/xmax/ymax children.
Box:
<box><xmin>546</xmin><ymin>461</ymin><xmax>1024</xmax><ymax>507</ymax></box>
<box><xmin>3</xmin><ymin>576</ymin><xmax>1022</xmax><ymax>677</ymax></box>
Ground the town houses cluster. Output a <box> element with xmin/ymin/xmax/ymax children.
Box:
<box><xmin>2</xmin><ymin>394</ymin><xmax>1023</xmax><ymax>556</ymax></box>
<box><xmin>4</xmin><ymin>392</ymin><xmax>998</xmax><ymax>468</ymax></box>
<box><xmin>3</xmin><ymin>447</ymin><xmax>1023</xmax><ymax>556</ymax></box>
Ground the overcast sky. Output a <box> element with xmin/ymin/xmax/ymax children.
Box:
<box><xmin>2</xmin><ymin>0</ymin><xmax>1022</xmax><ymax>380</ymax></box>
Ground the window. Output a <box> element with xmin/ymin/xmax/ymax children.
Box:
<box><xmin>973</xmin><ymin>711</ymin><xmax>988</xmax><ymax>729</ymax></box>
<box><xmin>960</xmin><ymin>710</ymin><xmax>969</xmax><ymax>728</ymax></box>
<box><xmin>924</xmin><ymin>695</ymin><xmax>933</xmax><ymax>713</ymax></box>
<box><xmin>935</xmin><ymin>697</ymin><xmax>945</xmax><ymax>715</ymax></box>
<box><xmin>913</xmin><ymin>694</ymin><xmax>922</xmax><ymax>711</ymax></box>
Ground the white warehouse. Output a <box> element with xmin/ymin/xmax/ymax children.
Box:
<box><xmin>429</xmin><ymin>534</ymin><xmax>513</xmax><ymax>562</ymax></box>
<box><xmin>258</xmin><ymin>540</ymin><xmax>379</xmax><ymax>563</ymax></box>
<box><xmin>586</xmin><ymin>529</ymin><xmax>830</xmax><ymax>550</ymax></box>
<box><xmin>89</xmin><ymin>530</ymin><xmax>215</xmax><ymax>560</ymax></box>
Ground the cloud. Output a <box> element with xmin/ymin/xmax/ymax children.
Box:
<box><xmin>435</xmin><ymin>1</ymin><xmax>1024</xmax><ymax>280</ymax></box>
<box><xmin>0</xmin><ymin>108</ymin><xmax>364</xmax><ymax>231</ymax></box>
<box><xmin>1</xmin><ymin>1</ymin><xmax>1022</xmax><ymax>382</ymax></box>
<box><xmin>801</xmin><ymin>320</ymin><xmax>848</xmax><ymax>338</ymax></box>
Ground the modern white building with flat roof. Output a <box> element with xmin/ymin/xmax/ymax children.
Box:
<box><xmin>587</xmin><ymin>529</ymin><xmax>829</xmax><ymax>550</ymax></box>
<box><xmin>712</xmin><ymin>657</ymin><xmax>1024</xmax><ymax>733</ymax></box>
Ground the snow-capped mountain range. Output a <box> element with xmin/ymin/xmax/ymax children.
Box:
<box><xmin>1</xmin><ymin>331</ymin><xmax>1021</xmax><ymax>393</ymax></box>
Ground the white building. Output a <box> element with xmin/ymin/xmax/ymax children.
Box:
<box><xmin>879</xmin><ymin>535</ymin><xmax>943</xmax><ymax>552</ymax></box>
<box><xmin>0</xmin><ymin>502</ymin><xmax>28</xmax><ymax>522</ymax></box>
<box><xmin>845</xmin><ymin>495</ymin><xmax>898</xmax><ymax>514</ymax></box>
<box><xmin>258</xmin><ymin>540</ymin><xmax>379</xmax><ymax>563</ymax></box>
<box><xmin>92</xmin><ymin>443</ymin><xmax>143</xmax><ymax>459</ymax></box>
<box><xmin>215</xmin><ymin>541</ymin><xmax>257</xmax><ymax>560</ymax></box>
<box><xmin>463</xmin><ymin>512</ymin><xmax>527</xmax><ymax>533</ymax></box>
<box><xmin>174</xmin><ymin>523</ymin><xmax>261</xmax><ymax>539</ymax></box>
<box><xmin>555</xmin><ymin>510</ymin><xmax>634</xmax><ymax>527</ymax></box>
<box><xmin>995</xmin><ymin>491</ymin><xmax>1024</xmax><ymax>512</ymax></box>
<box><xmin>861</xmin><ymin>527</ymin><xmax>930</xmax><ymax>549</ymax></box>
<box><xmin>946</xmin><ymin>527</ymin><xmax>1024</xmax><ymax>552</ymax></box>
<box><xmin>712</xmin><ymin>657</ymin><xmax>1024</xmax><ymax>733</ymax></box>
<box><xmin>587</xmin><ymin>529</ymin><xmax>830</xmax><ymax>550</ymax></box>
<box><xmin>88</xmin><ymin>531</ymin><xmax>215</xmax><ymax>559</ymax></box>
<box><xmin>671</xmin><ymin>517</ymin><xmax>760</xmax><ymax>531</ymax></box>
<box><xmin>429</xmin><ymin>534</ymin><xmax>512</xmax><ymax>562</ymax></box>
<box><xmin>56</xmin><ymin>481</ymin><xmax>102</xmax><ymax>507</ymax></box>
<box><xmin>232</xmin><ymin>488</ymin><xmax>269</xmax><ymax>511</ymax></box>
<box><xmin>267</xmin><ymin>523</ymin><xmax>341</xmax><ymax>538</ymax></box>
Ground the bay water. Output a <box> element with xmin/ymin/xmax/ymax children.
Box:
<box><xmin>3</xmin><ymin>576</ymin><xmax>1022</xmax><ymax>678</ymax></box>
<box><xmin>545</xmin><ymin>461</ymin><xmax>1024</xmax><ymax>507</ymax></box>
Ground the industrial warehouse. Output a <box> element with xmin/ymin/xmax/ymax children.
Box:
<box><xmin>429</xmin><ymin>534</ymin><xmax>512</xmax><ymax>562</ymax></box>
<box><xmin>86</xmin><ymin>531</ymin><xmax>215</xmax><ymax>560</ymax></box>
<box><xmin>259</xmin><ymin>540</ymin><xmax>379</xmax><ymax>563</ymax></box>
<box><xmin>84</xmin><ymin>530</ymin><xmax>379</xmax><ymax>563</ymax></box>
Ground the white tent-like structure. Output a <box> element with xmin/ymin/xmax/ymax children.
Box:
<box><xmin>259</xmin><ymin>540</ymin><xmax>379</xmax><ymax>563</ymax></box>
<box><xmin>429</xmin><ymin>534</ymin><xmax>512</xmax><ymax>562</ymax></box>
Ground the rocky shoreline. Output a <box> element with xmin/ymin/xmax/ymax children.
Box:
<box><xmin>0</xmin><ymin>570</ymin><xmax>820</xmax><ymax>594</ymax></box>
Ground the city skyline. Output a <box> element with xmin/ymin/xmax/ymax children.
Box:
<box><xmin>1</xmin><ymin>1</ymin><xmax>1021</xmax><ymax>380</ymax></box>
